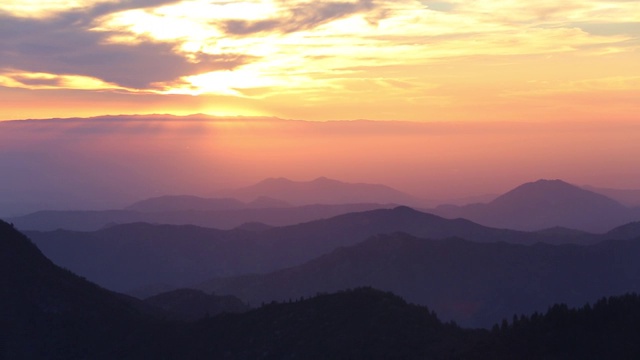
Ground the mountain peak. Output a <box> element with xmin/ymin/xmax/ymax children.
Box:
<box><xmin>311</xmin><ymin>176</ymin><xmax>341</xmax><ymax>184</ymax></box>
<box><xmin>518</xmin><ymin>178</ymin><xmax>572</xmax><ymax>189</ymax></box>
<box><xmin>532</xmin><ymin>178</ymin><xmax>565</xmax><ymax>183</ymax></box>
<box><xmin>529</xmin><ymin>178</ymin><xmax>572</xmax><ymax>187</ymax></box>
<box><xmin>491</xmin><ymin>179</ymin><xmax>611</xmax><ymax>205</ymax></box>
<box><xmin>392</xmin><ymin>205</ymin><xmax>420</xmax><ymax>214</ymax></box>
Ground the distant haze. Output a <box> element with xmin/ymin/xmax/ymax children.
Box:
<box><xmin>1</xmin><ymin>115</ymin><xmax>640</xmax><ymax>215</ymax></box>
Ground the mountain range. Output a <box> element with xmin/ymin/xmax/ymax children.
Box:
<box><xmin>9</xmin><ymin>178</ymin><xmax>640</xmax><ymax>233</ymax></box>
<box><xmin>25</xmin><ymin>205</ymin><xmax>640</xmax><ymax>295</ymax></box>
<box><xmin>5</xmin><ymin>218</ymin><xmax>640</xmax><ymax>359</ymax></box>
<box><xmin>18</xmin><ymin>207</ymin><xmax>544</xmax><ymax>292</ymax></box>
<box><xmin>7</xmin><ymin>177</ymin><xmax>421</xmax><ymax>231</ymax></box>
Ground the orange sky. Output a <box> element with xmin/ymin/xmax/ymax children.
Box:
<box><xmin>0</xmin><ymin>0</ymin><xmax>639</xmax><ymax>121</ymax></box>
<box><xmin>2</xmin><ymin>116</ymin><xmax>640</xmax><ymax>214</ymax></box>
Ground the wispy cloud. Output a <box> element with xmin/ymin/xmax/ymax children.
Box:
<box><xmin>0</xmin><ymin>0</ymin><xmax>638</xmax><ymax>121</ymax></box>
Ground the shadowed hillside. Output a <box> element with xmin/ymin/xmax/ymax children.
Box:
<box><xmin>0</xmin><ymin>219</ymin><xmax>156</xmax><ymax>359</ymax></box>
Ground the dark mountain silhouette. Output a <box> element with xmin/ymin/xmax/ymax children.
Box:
<box><xmin>5</xmin><ymin>218</ymin><xmax>640</xmax><ymax>359</ymax></box>
<box><xmin>198</xmin><ymin>232</ymin><xmax>640</xmax><ymax>327</ymax></box>
<box><xmin>177</xmin><ymin>290</ymin><xmax>640</xmax><ymax>359</ymax></box>
<box><xmin>143</xmin><ymin>289</ymin><xmax>248</xmax><ymax>321</ymax></box>
<box><xmin>433</xmin><ymin>179</ymin><xmax>637</xmax><ymax>232</ymax></box>
<box><xmin>173</xmin><ymin>287</ymin><xmax>467</xmax><ymax>359</ymax></box>
<box><xmin>0</xmin><ymin>229</ymin><xmax>459</xmax><ymax>359</ymax></box>
<box><xmin>26</xmin><ymin>207</ymin><xmax>603</xmax><ymax>293</ymax></box>
<box><xmin>228</xmin><ymin>176</ymin><xmax>425</xmax><ymax>206</ymax></box>
<box><xmin>464</xmin><ymin>293</ymin><xmax>640</xmax><ymax>360</ymax></box>
<box><xmin>9</xmin><ymin>203</ymin><xmax>394</xmax><ymax>231</ymax></box>
<box><xmin>0</xmin><ymin>219</ymin><xmax>158</xmax><ymax>359</ymax></box>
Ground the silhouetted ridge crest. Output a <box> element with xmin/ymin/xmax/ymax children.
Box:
<box><xmin>184</xmin><ymin>287</ymin><xmax>458</xmax><ymax>359</ymax></box>
<box><xmin>392</xmin><ymin>205</ymin><xmax>420</xmax><ymax>213</ymax></box>
<box><xmin>0</xmin><ymin>219</ymin><xmax>52</xmax><ymax>270</ymax></box>
<box><xmin>143</xmin><ymin>288</ymin><xmax>248</xmax><ymax>320</ymax></box>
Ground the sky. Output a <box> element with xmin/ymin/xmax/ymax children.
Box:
<box><xmin>0</xmin><ymin>0</ymin><xmax>639</xmax><ymax>121</ymax></box>
<box><xmin>2</xmin><ymin>115</ymin><xmax>640</xmax><ymax>216</ymax></box>
<box><xmin>0</xmin><ymin>1</ymin><xmax>639</xmax><ymax>214</ymax></box>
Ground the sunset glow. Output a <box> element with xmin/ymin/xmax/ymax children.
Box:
<box><xmin>1</xmin><ymin>0</ymin><xmax>638</xmax><ymax>121</ymax></box>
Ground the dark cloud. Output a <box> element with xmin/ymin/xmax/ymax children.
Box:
<box><xmin>223</xmin><ymin>0</ymin><xmax>380</xmax><ymax>35</ymax></box>
<box><xmin>88</xmin><ymin>0</ymin><xmax>185</xmax><ymax>18</ymax></box>
<box><xmin>224</xmin><ymin>19</ymin><xmax>282</xmax><ymax>35</ymax></box>
<box><xmin>0</xmin><ymin>1</ymin><xmax>255</xmax><ymax>89</ymax></box>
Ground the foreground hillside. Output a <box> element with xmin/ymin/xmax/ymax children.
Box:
<box><xmin>3</xmin><ymin>219</ymin><xmax>640</xmax><ymax>359</ymax></box>
<box><xmin>0</xmin><ymin>219</ymin><xmax>156</xmax><ymax>359</ymax></box>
